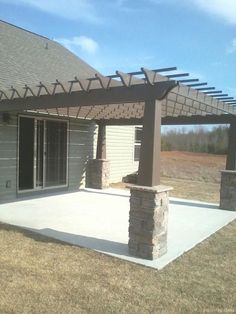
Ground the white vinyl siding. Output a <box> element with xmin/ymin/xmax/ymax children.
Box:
<box><xmin>0</xmin><ymin>114</ymin><xmax>18</xmax><ymax>202</ymax></box>
<box><xmin>106</xmin><ymin>126</ymin><xmax>139</xmax><ymax>182</ymax></box>
<box><xmin>1</xmin><ymin>117</ymin><xmax>139</xmax><ymax>202</ymax></box>
<box><xmin>0</xmin><ymin>115</ymin><xmax>96</xmax><ymax>203</ymax></box>
<box><xmin>68</xmin><ymin>120</ymin><xmax>95</xmax><ymax>189</ymax></box>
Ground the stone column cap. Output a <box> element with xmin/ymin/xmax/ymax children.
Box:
<box><xmin>127</xmin><ymin>184</ymin><xmax>173</xmax><ymax>193</ymax></box>
<box><xmin>221</xmin><ymin>170</ymin><xmax>236</xmax><ymax>174</ymax></box>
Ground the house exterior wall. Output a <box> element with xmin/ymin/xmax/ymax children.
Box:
<box><xmin>106</xmin><ymin>126</ymin><xmax>139</xmax><ymax>182</ymax></box>
<box><xmin>0</xmin><ymin>114</ymin><xmax>139</xmax><ymax>203</ymax></box>
<box><xmin>68</xmin><ymin>119</ymin><xmax>95</xmax><ymax>190</ymax></box>
<box><xmin>0</xmin><ymin>114</ymin><xmax>18</xmax><ymax>202</ymax></box>
<box><xmin>0</xmin><ymin>113</ymin><xmax>95</xmax><ymax>203</ymax></box>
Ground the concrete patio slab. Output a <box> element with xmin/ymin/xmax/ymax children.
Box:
<box><xmin>0</xmin><ymin>188</ymin><xmax>235</xmax><ymax>269</ymax></box>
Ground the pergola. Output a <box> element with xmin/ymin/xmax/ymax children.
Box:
<box><xmin>1</xmin><ymin>66</ymin><xmax>236</xmax><ymax>181</ymax></box>
<box><xmin>1</xmin><ymin>67</ymin><xmax>236</xmax><ymax>259</ymax></box>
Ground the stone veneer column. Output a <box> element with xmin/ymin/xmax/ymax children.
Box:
<box><xmin>128</xmin><ymin>184</ymin><xmax>172</xmax><ymax>260</ymax></box>
<box><xmin>220</xmin><ymin>170</ymin><xmax>236</xmax><ymax>211</ymax></box>
<box><xmin>86</xmin><ymin>159</ymin><xmax>110</xmax><ymax>189</ymax></box>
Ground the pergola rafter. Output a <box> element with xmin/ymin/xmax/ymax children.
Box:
<box><xmin>0</xmin><ymin>67</ymin><xmax>235</xmax><ymax>121</ymax></box>
<box><xmin>1</xmin><ymin>66</ymin><xmax>236</xmax><ymax>181</ymax></box>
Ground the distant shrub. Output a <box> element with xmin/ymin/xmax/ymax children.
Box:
<box><xmin>161</xmin><ymin>126</ymin><xmax>228</xmax><ymax>155</ymax></box>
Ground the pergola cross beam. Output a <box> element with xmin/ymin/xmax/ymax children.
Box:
<box><xmin>0</xmin><ymin>79</ymin><xmax>178</xmax><ymax>112</ymax></box>
<box><xmin>0</xmin><ymin>67</ymin><xmax>235</xmax><ymax>120</ymax></box>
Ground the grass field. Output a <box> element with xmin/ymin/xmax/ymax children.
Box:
<box><xmin>0</xmin><ymin>220</ymin><xmax>235</xmax><ymax>314</ymax></box>
<box><xmin>0</xmin><ymin>151</ymin><xmax>235</xmax><ymax>313</ymax></box>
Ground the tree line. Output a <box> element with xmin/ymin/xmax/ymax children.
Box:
<box><xmin>161</xmin><ymin>126</ymin><xmax>229</xmax><ymax>155</ymax></box>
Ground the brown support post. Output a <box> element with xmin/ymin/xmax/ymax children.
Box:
<box><xmin>220</xmin><ymin>122</ymin><xmax>236</xmax><ymax>210</ymax></box>
<box><xmin>128</xmin><ymin>99</ymin><xmax>172</xmax><ymax>260</ymax></box>
<box><xmin>226</xmin><ymin>122</ymin><xmax>236</xmax><ymax>170</ymax></box>
<box><xmin>137</xmin><ymin>99</ymin><xmax>161</xmax><ymax>186</ymax></box>
<box><xmin>96</xmin><ymin>123</ymin><xmax>106</xmax><ymax>159</ymax></box>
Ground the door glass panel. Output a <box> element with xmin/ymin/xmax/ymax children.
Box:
<box><xmin>45</xmin><ymin>120</ymin><xmax>67</xmax><ymax>187</ymax></box>
<box><xmin>36</xmin><ymin>120</ymin><xmax>44</xmax><ymax>187</ymax></box>
<box><xmin>19</xmin><ymin>117</ymin><xmax>34</xmax><ymax>190</ymax></box>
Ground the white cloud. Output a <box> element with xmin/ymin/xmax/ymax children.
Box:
<box><xmin>0</xmin><ymin>0</ymin><xmax>101</xmax><ymax>24</ymax></box>
<box><xmin>56</xmin><ymin>36</ymin><xmax>99</xmax><ymax>54</ymax></box>
<box><xmin>147</xmin><ymin>0</ymin><xmax>236</xmax><ymax>24</ymax></box>
<box><xmin>192</xmin><ymin>0</ymin><xmax>236</xmax><ymax>25</ymax></box>
<box><xmin>227</xmin><ymin>38</ymin><xmax>236</xmax><ymax>53</ymax></box>
<box><xmin>113</xmin><ymin>0</ymin><xmax>142</xmax><ymax>13</ymax></box>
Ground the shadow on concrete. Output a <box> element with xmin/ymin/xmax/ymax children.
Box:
<box><xmin>170</xmin><ymin>199</ymin><xmax>219</xmax><ymax>210</ymax></box>
<box><xmin>0</xmin><ymin>222</ymin><xmax>129</xmax><ymax>257</ymax></box>
<box><xmin>37</xmin><ymin>228</ymin><xmax>130</xmax><ymax>257</ymax></box>
<box><xmin>0</xmin><ymin>222</ymin><xmax>69</xmax><ymax>245</ymax></box>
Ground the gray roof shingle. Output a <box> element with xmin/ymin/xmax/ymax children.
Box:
<box><xmin>0</xmin><ymin>20</ymin><xmax>99</xmax><ymax>89</ymax></box>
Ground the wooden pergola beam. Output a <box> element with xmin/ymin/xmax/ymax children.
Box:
<box><xmin>0</xmin><ymin>80</ymin><xmax>177</xmax><ymax>112</ymax></box>
<box><xmin>162</xmin><ymin>115</ymin><xmax>236</xmax><ymax>125</ymax></box>
<box><xmin>96</xmin><ymin>114</ymin><xmax>236</xmax><ymax>126</ymax></box>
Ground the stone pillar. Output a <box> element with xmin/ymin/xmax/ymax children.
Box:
<box><xmin>86</xmin><ymin>159</ymin><xmax>110</xmax><ymax>189</ymax></box>
<box><xmin>128</xmin><ymin>184</ymin><xmax>172</xmax><ymax>260</ymax></box>
<box><xmin>220</xmin><ymin>170</ymin><xmax>236</xmax><ymax>211</ymax></box>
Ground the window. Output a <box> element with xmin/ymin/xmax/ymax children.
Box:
<box><xmin>134</xmin><ymin>127</ymin><xmax>142</xmax><ymax>161</ymax></box>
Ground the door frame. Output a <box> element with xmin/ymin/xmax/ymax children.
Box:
<box><xmin>17</xmin><ymin>114</ymin><xmax>69</xmax><ymax>193</ymax></box>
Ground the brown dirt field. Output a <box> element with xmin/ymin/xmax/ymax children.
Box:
<box><xmin>161</xmin><ymin>151</ymin><xmax>226</xmax><ymax>203</ymax></box>
<box><xmin>111</xmin><ymin>151</ymin><xmax>226</xmax><ymax>203</ymax></box>
<box><xmin>161</xmin><ymin>151</ymin><xmax>226</xmax><ymax>184</ymax></box>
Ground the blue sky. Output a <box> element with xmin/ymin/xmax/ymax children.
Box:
<box><xmin>0</xmin><ymin>0</ymin><xmax>236</xmax><ymax>97</ymax></box>
<box><xmin>0</xmin><ymin>0</ymin><xmax>236</xmax><ymax>106</ymax></box>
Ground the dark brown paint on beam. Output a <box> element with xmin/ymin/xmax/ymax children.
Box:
<box><xmin>138</xmin><ymin>99</ymin><xmax>162</xmax><ymax>186</ymax></box>
<box><xmin>96</xmin><ymin>115</ymin><xmax>236</xmax><ymax>126</ymax></box>
<box><xmin>0</xmin><ymin>80</ymin><xmax>177</xmax><ymax>112</ymax></box>
<box><xmin>226</xmin><ymin>122</ymin><xmax>236</xmax><ymax>170</ymax></box>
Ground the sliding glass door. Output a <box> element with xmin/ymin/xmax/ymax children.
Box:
<box><xmin>19</xmin><ymin>117</ymin><xmax>34</xmax><ymax>190</ymax></box>
<box><xmin>45</xmin><ymin>120</ymin><xmax>67</xmax><ymax>187</ymax></box>
<box><xmin>18</xmin><ymin>116</ymin><xmax>68</xmax><ymax>191</ymax></box>
<box><xmin>35</xmin><ymin>119</ymin><xmax>44</xmax><ymax>188</ymax></box>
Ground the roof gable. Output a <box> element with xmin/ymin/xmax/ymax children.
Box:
<box><xmin>0</xmin><ymin>20</ymin><xmax>98</xmax><ymax>89</ymax></box>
